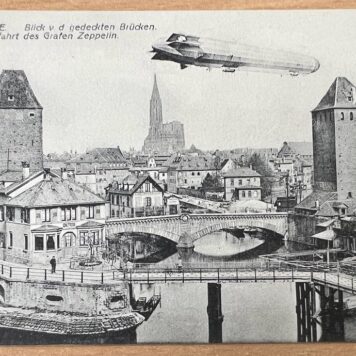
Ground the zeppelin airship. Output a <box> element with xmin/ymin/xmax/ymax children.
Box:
<box><xmin>151</xmin><ymin>33</ymin><xmax>320</xmax><ymax>75</ymax></box>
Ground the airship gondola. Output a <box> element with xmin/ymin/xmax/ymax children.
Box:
<box><xmin>151</xmin><ymin>33</ymin><xmax>320</xmax><ymax>76</ymax></box>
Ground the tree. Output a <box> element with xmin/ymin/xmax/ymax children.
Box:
<box><xmin>202</xmin><ymin>173</ymin><xmax>221</xmax><ymax>189</ymax></box>
<box><xmin>247</xmin><ymin>153</ymin><xmax>274</xmax><ymax>199</ymax></box>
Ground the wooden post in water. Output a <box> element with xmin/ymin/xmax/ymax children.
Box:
<box><xmin>207</xmin><ymin>283</ymin><xmax>223</xmax><ymax>343</ymax></box>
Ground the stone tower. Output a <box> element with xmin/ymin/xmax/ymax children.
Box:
<box><xmin>0</xmin><ymin>70</ymin><xmax>43</xmax><ymax>172</ymax></box>
<box><xmin>149</xmin><ymin>74</ymin><xmax>163</xmax><ymax>137</ymax></box>
<box><xmin>312</xmin><ymin>77</ymin><xmax>356</xmax><ymax>199</ymax></box>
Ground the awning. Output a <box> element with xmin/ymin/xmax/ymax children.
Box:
<box><xmin>312</xmin><ymin>229</ymin><xmax>335</xmax><ymax>241</ymax></box>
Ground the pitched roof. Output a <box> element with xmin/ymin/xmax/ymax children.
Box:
<box><xmin>0</xmin><ymin>70</ymin><xmax>42</xmax><ymax>109</ymax></box>
<box><xmin>7</xmin><ymin>177</ymin><xmax>105</xmax><ymax>208</ymax></box>
<box><xmin>108</xmin><ymin>174</ymin><xmax>164</xmax><ymax>195</ymax></box>
<box><xmin>223</xmin><ymin>167</ymin><xmax>261</xmax><ymax>178</ymax></box>
<box><xmin>313</xmin><ymin>77</ymin><xmax>356</xmax><ymax>111</ymax></box>
<box><xmin>70</xmin><ymin>147</ymin><xmax>127</xmax><ymax>164</ymax></box>
<box><xmin>295</xmin><ymin>190</ymin><xmax>338</xmax><ymax>211</ymax></box>
<box><xmin>0</xmin><ymin>170</ymin><xmax>23</xmax><ymax>183</ymax></box>
<box><xmin>278</xmin><ymin>141</ymin><xmax>313</xmax><ymax>157</ymax></box>
<box><xmin>165</xmin><ymin>155</ymin><xmax>220</xmax><ymax>171</ymax></box>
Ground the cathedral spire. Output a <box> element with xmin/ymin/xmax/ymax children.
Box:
<box><xmin>151</xmin><ymin>73</ymin><xmax>161</xmax><ymax>101</ymax></box>
<box><xmin>150</xmin><ymin>74</ymin><xmax>162</xmax><ymax>129</ymax></box>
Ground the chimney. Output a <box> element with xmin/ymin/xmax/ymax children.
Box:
<box><xmin>61</xmin><ymin>167</ymin><xmax>68</xmax><ymax>180</ymax></box>
<box><xmin>22</xmin><ymin>161</ymin><xmax>30</xmax><ymax>180</ymax></box>
<box><xmin>44</xmin><ymin>168</ymin><xmax>51</xmax><ymax>180</ymax></box>
<box><xmin>315</xmin><ymin>200</ymin><xmax>320</xmax><ymax>210</ymax></box>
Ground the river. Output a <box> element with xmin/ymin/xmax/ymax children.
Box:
<box><xmin>0</xmin><ymin>230</ymin><xmax>356</xmax><ymax>344</ymax></box>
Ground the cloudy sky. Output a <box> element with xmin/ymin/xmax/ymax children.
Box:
<box><xmin>0</xmin><ymin>10</ymin><xmax>355</xmax><ymax>153</ymax></box>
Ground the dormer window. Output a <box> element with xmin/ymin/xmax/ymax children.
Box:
<box><xmin>8</xmin><ymin>95</ymin><xmax>14</xmax><ymax>101</ymax></box>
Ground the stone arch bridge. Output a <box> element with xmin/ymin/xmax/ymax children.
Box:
<box><xmin>106</xmin><ymin>213</ymin><xmax>288</xmax><ymax>244</ymax></box>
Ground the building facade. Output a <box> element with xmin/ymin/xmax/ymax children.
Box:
<box><xmin>312</xmin><ymin>77</ymin><xmax>356</xmax><ymax>199</ymax></box>
<box><xmin>223</xmin><ymin>167</ymin><xmax>262</xmax><ymax>201</ymax></box>
<box><xmin>107</xmin><ymin>174</ymin><xmax>165</xmax><ymax>219</ymax></box>
<box><xmin>0</xmin><ymin>168</ymin><xmax>106</xmax><ymax>265</ymax></box>
<box><xmin>0</xmin><ymin>70</ymin><xmax>43</xmax><ymax>172</ymax></box>
<box><xmin>142</xmin><ymin>75</ymin><xmax>185</xmax><ymax>154</ymax></box>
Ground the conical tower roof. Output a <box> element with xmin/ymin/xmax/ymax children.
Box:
<box><xmin>313</xmin><ymin>77</ymin><xmax>356</xmax><ymax>111</ymax></box>
<box><xmin>0</xmin><ymin>70</ymin><xmax>42</xmax><ymax>109</ymax></box>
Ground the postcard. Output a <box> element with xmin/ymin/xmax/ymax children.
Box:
<box><xmin>0</xmin><ymin>10</ymin><xmax>355</xmax><ymax>345</ymax></box>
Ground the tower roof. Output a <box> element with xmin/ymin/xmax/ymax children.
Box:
<box><xmin>313</xmin><ymin>77</ymin><xmax>356</xmax><ymax>111</ymax></box>
<box><xmin>0</xmin><ymin>70</ymin><xmax>42</xmax><ymax>109</ymax></box>
<box><xmin>151</xmin><ymin>74</ymin><xmax>161</xmax><ymax>101</ymax></box>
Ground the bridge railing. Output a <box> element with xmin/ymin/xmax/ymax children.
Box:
<box><xmin>0</xmin><ymin>262</ymin><xmax>120</xmax><ymax>285</ymax></box>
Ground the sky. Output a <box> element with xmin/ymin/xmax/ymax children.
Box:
<box><xmin>0</xmin><ymin>10</ymin><xmax>355</xmax><ymax>154</ymax></box>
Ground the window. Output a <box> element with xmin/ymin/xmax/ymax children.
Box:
<box><xmin>35</xmin><ymin>235</ymin><xmax>44</xmax><ymax>250</ymax></box>
<box><xmin>92</xmin><ymin>231</ymin><xmax>100</xmax><ymax>245</ymax></box>
<box><xmin>242</xmin><ymin>191</ymin><xmax>246</xmax><ymax>198</ymax></box>
<box><xmin>247</xmin><ymin>178</ymin><xmax>251</xmax><ymax>185</ymax></box>
<box><xmin>197</xmin><ymin>172</ymin><xmax>200</xmax><ymax>176</ymax></box>
<box><xmin>20</xmin><ymin>208</ymin><xmax>29</xmax><ymax>223</ymax></box>
<box><xmin>0</xmin><ymin>207</ymin><xmax>4</xmax><ymax>221</ymax></box>
<box><xmin>87</xmin><ymin>206</ymin><xmax>95</xmax><ymax>219</ymax></box>
<box><xmin>351</xmin><ymin>112</ymin><xmax>354</xmax><ymax>121</ymax></box>
<box><xmin>146</xmin><ymin>197</ymin><xmax>152</xmax><ymax>207</ymax></box>
<box><xmin>341</xmin><ymin>112</ymin><xmax>344</xmax><ymax>120</ymax></box>
<box><xmin>7</xmin><ymin>95</ymin><xmax>14</xmax><ymax>101</ymax></box>
<box><xmin>79</xmin><ymin>231</ymin><xmax>88</xmax><ymax>246</ymax></box>
<box><xmin>7</xmin><ymin>207</ymin><xmax>15</xmax><ymax>222</ymax></box>
<box><xmin>47</xmin><ymin>235</ymin><xmax>55</xmax><ymax>250</ymax></box>
<box><xmin>145</xmin><ymin>182</ymin><xmax>151</xmax><ymax>192</ymax></box>
<box><xmin>63</xmin><ymin>232</ymin><xmax>75</xmax><ymax>247</ymax></box>
<box><xmin>238</xmin><ymin>179</ymin><xmax>242</xmax><ymax>186</ymax></box>
<box><xmin>111</xmin><ymin>209</ymin><xmax>115</xmax><ymax>217</ymax></box>
<box><xmin>24</xmin><ymin>235</ymin><xmax>28</xmax><ymax>250</ymax></box>
<box><xmin>29</xmin><ymin>112</ymin><xmax>35</xmax><ymax>118</ymax></box>
<box><xmin>61</xmin><ymin>207</ymin><xmax>76</xmax><ymax>221</ymax></box>
<box><xmin>57</xmin><ymin>234</ymin><xmax>60</xmax><ymax>249</ymax></box>
<box><xmin>192</xmin><ymin>172</ymin><xmax>195</xmax><ymax>176</ymax></box>
<box><xmin>248</xmin><ymin>191</ymin><xmax>252</xmax><ymax>197</ymax></box>
<box><xmin>9</xmin><ymin>232</ymin><xmax>13</xmax><ymax>247</ymax></box>
<box><xmin>42</xmin><ymin>208</ymin><xmax>51</xmax><ymax>222</ymax></box>
<box><xmin>230</xmin><ymin>179</ymin><xmax>234</xmax><ymax>186</ymax></box>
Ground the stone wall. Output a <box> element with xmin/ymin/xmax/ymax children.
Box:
<box><xmin>334</xmin><ymin>108</ymin><xmax>356</xmax><ymax>199</ymax></box>
<box><xmin>312</xmin><ymin>110</ymin><xmax>337</xmax><ymax>191</ymax></box>
<box><xmin>0</xmin><ymin>278</ymin><xmax>131</xmax><ymax>315</ymax></box>
<box><xmin>0</xmin><ymin>108</ymin><xmax>43</xmax><ymax>171</ymax></box>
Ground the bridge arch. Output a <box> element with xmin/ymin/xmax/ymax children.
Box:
<box><xmin>190</xmin><ymin>219</ymin><xmax>286</xmax><ymax>242</ymax></box>
<box><xmin>107</xmin><ymin>225</ymin><xmax>180</xmax><ymax>244</ymax></box>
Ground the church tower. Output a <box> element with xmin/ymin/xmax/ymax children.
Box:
<box><xmin>143</xmin><ymin>75</ymin><xmax>185</xmax><ymax>154</ymax></box>
<box><xmin>312</xmin><ymin>77</ymin><xmax>356</xmax><ymax>199</ymax></box>
<box><xmin>149</xmin><ymin>74</ymin><xmax>163</xmax><ymax>137</ymax></box>
<box><xmin>0</xmin><ymin>70</ymin><xmax>43</xmax><ymax>172</ymax></box>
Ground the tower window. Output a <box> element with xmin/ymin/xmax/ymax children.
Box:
<box><xmin>351</xmin><ymin>112</ymin><xmax>354</xmax><ymax>121</ymax></box>
<box><xmin>341</xmin><ymin>112</ymin><xmax>344</xmax><ymax>120</ymax></box>
<box><xmin>7</xmin><ymin>95</ymin><xmax>14</xmax><ymax>101</ymax></box>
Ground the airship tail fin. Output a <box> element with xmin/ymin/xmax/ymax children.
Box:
<box><xmin>152</xmin><ymin>53</ymin><xmax>166</xmax><ymax>60</ymax></box>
